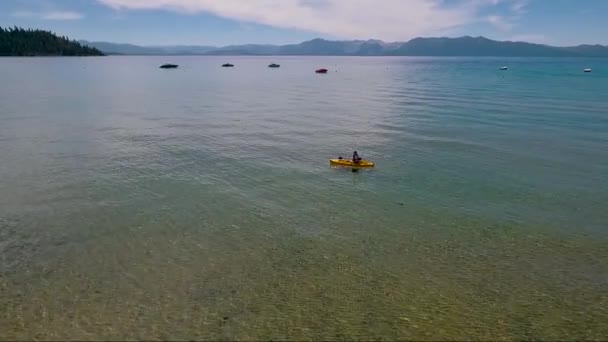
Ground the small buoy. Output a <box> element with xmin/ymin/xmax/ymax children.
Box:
<box><xmin>584</xmin><ymin>68</ymin><xmax>592</xmax><ymax>73</ymax></box>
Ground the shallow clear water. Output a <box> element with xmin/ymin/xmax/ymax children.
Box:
<box><xmin>1</xmin><ymin>56</ymin><xmax>607</xmax><ymax>340</ymax></box>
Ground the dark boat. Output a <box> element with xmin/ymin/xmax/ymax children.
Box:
<box><xmin>315</xmin><ymin>68</ymin><xmax>328</xmax><ymax>74</ymax></box>
<box><xmin>160</xmin><ymin>64</ymin><xmax>178</xmax><ymax>69</ymax></box>
<box><xmin>268</xmin><ymin>63</ymin><xmax>280</xmax><ymax>68</ymax></box>
<box><xmin>222</xmin><ymin>63</ymin><xmax>235</xmax><ymax>67</ymax></box>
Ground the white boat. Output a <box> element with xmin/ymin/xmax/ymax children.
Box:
<box><xmin>584</xmin><ymin>68</ymin><xmax>592</xmax><ymax>73</ymax></box>
<box><xmin>500</xmin><ymin>66</ymin><xmax>508</xmax><ymax>70</ymax></box>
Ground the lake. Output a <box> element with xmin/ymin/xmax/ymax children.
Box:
<box><xmin>1</xmin><ymin>56</ymin><xmax>607</xmax><ymax>340</ymax></box>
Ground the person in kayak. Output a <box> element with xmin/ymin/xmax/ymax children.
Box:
<box><xmin>352</xmin><ymin>151</ymin><xmax>361</xmax><ymax>163</ymax></box>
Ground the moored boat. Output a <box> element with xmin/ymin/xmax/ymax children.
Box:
<box><xmin>160</xmin><ymin>64</ymin><xmax>178</xmax><ymax>69</ymax></box>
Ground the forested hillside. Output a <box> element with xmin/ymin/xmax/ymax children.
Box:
<box><xmin>0</xmin><ymin>27</ymin><xmax>104</xmax><ymax>56</ymax></box>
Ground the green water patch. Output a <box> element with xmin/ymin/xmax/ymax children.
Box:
<box><xmin>1</xmin><ymin>200</ymin><xmax>607</xmax><ymax>340</ymax></box>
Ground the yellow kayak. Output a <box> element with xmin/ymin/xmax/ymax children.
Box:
<box><xmin>330</xmin><ymin>159</ymin><xmax>375</xmax><ymax>167</ymax></box>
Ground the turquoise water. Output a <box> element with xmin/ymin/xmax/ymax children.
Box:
<box><xmin>1</xmin><ymin>56</ymin><xmax>607</xmax><ymax>340</ymax></box>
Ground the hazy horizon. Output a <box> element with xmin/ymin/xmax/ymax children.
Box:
<box><xmin>80</xmin><ymin>35</ymin><xmax>606</xmax><ymax>48</ymax></box>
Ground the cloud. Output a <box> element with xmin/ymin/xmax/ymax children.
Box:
<box><xmin>43</xmin><ymin>11</ymin><xmax>84</xmax><ymax>20</ymax></box>
<box><xmin>510</xmin><ymin>0</ymin><xmax>528</xmax><ymax>14</ymax></box>
<box><xmin>95</xmin><ymin>0</ymin><xmax>514</xmax><ymax>41</ymax></box>
<box><xmin>482</xmin><ymin>0</ymin><xmax>530</xmax><ymax>31</ymax></box>
<box><xmin>485</xmin><ymin>15</ymin><xmax>514</xmax><ymax>31</ymax></box>
<box><xmin>12</xmin><ymin>10</ymin><xmax>84</xmax><ymax>20</ymax></box>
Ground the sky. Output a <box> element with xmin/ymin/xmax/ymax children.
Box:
<box><xmin>1</xmin><ymin>0</ymin><xmax>606</xmax><ymax>46</ymax></box>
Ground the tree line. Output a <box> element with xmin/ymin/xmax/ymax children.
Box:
<box><xmin>0</xmin><ymin>26</ymin><xmax>104</xmax><ymax>56</ymax></box>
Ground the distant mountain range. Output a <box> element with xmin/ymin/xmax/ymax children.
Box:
<box><xmin>81</xmin><ymin>36</ymin><xmax>608</xmax><ymax>57</ymax></box>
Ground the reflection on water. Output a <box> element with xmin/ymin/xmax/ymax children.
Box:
<box><xmin>1</xmin><ymin>56</ymin><xmax>607</xmax><ymax>340</ymax></box>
